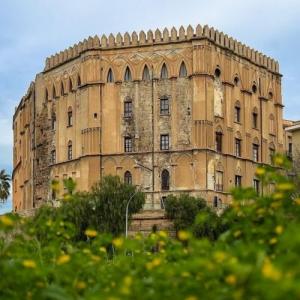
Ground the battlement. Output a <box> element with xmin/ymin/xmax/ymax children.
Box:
<box><xmin>44</xmin><ymin>24</ymin><xmax>279</xmax><ymax>74</ymax></box>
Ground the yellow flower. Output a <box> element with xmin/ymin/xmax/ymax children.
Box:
<box><xmin>85</xmin><ymin>229</ymin><xmax>97</xmax><ymax>238</ymax></box>
<box><xmin>63</xmin><ymin>194</ymin><xmax>72</xmax><ymax>202</ymax></box>
<box><xmin>269</xmin><ymin>238</ymin><xmax>277</xmax><ymax>245</ymax></box>
<box><xmin>158</xmin><ymin>230</ymin><xmax>168</xmax><ymax>238</ymax></box>
<box><xmin>123</xmin><ymin>276</ymin><xmax>132</xmax><ymax>286</ymax></box>
<box><xmin>271</xmin><ymin>201</ymin><xmax>282</xmax><ymax>209</ymax></box>
<box><xmin>277</xmin><ymin>182</ymin><xmax>294</xmax><ymax>192</ymax></box>
<box><xmin>178</xmin><ymin>230</ymin><xmax>190</xmax><ymax>241</ymax></box>
<box><xmin>185</xmin><ymin>296</ymin><xmax>198</xmax><ymax>300</ymax></box>
<box><xmin>275</xmin><ymin>226</ymin><xmax>283</xmax><ymax>235</ymax></box>
<box><xmin>181</xmin><ymin>271</ymin><xmax>190</xmax><ymax>277</ymax></box>
<box><xmin>22</xmin><ymin>259</ymin><xmax>36</xmax><ymax>269</ymax></box>
<box><xmin>255</xmin><ymin>167</ymin><xmax>266</xmax><ymax>176</ymax></box>
<box><xmin>0</xmin><ymin>215</ymin><xmax>14</xmax><ymax>227</ymax></box>
<box><xmin>274</xmin><ymin>156</ymin><xmax>284</xmax><ymax>166</ymax></box>
<box><xmin>56</xmin><ymin>254</ymin><xmax>71</xmax><ymax>265</ymax></box>
<box><xmin>295</xmin><ymin>198</ymin><xmax>300</xmax><ymax>205</ymax></box>
<box><xmin>75</xmin><ymin>281</ymin><xmax>87</xmax><ymax>290</ymax></box>
<box><xmin>273</xmin><ymin>192</ymin><xmax>284</xmax><ymax>200</ymax></box>
<box><xmin>146</xmin><ymin>258</ymin><xmax>161</xmax><ymax>270</ymax></box>
<box><xmin>214</xmin><ymin>251</ymin><xmax>226</xmax><ymax>263</ymax></box>
<box><xmin>99</xmin><ymin>246</ymin><xmax>107</xmax><ymax>253</ymax></box>
<box><xmin>225</xmin><ymin>274</ymin><xmax>237</xmax><ymax>285</ymax></box>
<box><xmin>112</xmin><ymin>237</ymin><xmax>124</xmax><ymax>248</ymax></box>
<box><xmin>262</xmin><ymin>259</ymin><xmax>281</xmax><ymax>281</ymax></box>
<box><xmin>91</xmin><ymin>255</ymin><xmax>101</xmax><ymax>262</ymax></box>
<box><xmin>233</xmin><ymin>230</ymin><xmax>241</xmax><ymax>238</ymax></box>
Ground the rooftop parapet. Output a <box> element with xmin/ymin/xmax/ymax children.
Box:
<box><xmin>44</xmin><ymin>24</ymin><xmax>280</xmax><ymax>74</ymax></box>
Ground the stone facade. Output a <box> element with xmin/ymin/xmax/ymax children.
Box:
<box><xmin>13</xmin><ymin>24</ymin><xmax>285</xmax><ymax>212</ymax></box>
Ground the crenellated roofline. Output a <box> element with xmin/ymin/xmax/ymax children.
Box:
<box><xmin>43</xmin><ymin>24</ymin><xmax>280</xmax><ymax>75</ymax></box>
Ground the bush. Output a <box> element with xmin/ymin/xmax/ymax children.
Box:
<box><xmin>1</xmin><ymin>154</ymin><xmax>300</xmax><ymax>299</ymax></box>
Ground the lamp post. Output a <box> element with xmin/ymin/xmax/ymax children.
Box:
<box><xmin>125</xmin><ymin>185</ymin><xmax>149</xmax><ymax>238</ymax></box>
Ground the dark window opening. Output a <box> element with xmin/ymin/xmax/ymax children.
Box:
<box><xmin>252</xmin><ymin>84</ymin><xmax>257</xmax><ymax>94</ymax></box>
<box><xmin>124</xmin><ymin>67</ymin><xmax>132</xmax><ymax>82</ymax></box>
<box><xmin>179</xmin><ymin>62</ymin><xmax>187</xmax><ymax>77</ymax></box>
<box><xmin>160</xmin><ymin>96</ymin><xmax>169</xmax><ymax>115</ymax></box>
<box><xmin>252</xmin><ymin>112</ymin><xmax>258</xmax><ymax>129</ymax></box>
<box><xmin>67</xmin><ymin>143</ymin><xmax>72</xmax><ymax>160</ymax></box>
<box><xmin>235</xmin><ymin>138</ymin><xmax>242</xmax><ymax>157</ymax></box>
<box><xmin>234</xmin><ymin>105</ymin><xmax>241</xmax><ymax>123</ymax></box>
<box><xmin>160</xmin><ymin>134</ymin><xmax>169</xmax><ymax>151</ymax></box>
<box><xmin>107</xmin><ymin>68</ymin><xmax>114</xmax><ymax>83</ymax></box>
<box><xmin>124</xmin><ymin>99</ymin><xmax>133</xmax><ymax>118</ymax></box>
<box><xmin>253</xmin><ymin>144</ymin><xmax>259</xmax><ymax>162</ymax></box>
<box><xmin>161</xmin><ymin>169</ymin><xmax>170</xmax><ymax>191</ymax></box>
<box><xmin>234</xmin><ymin>76</ymin><xmax>239</xmax><ymax>86</ymax></box>
<box><xmin>51</xmin><ymin>150</ymin><xmax>56</xmax><ymax>164</ymax></box>
<box><xmin>142</xmin><ymin>65</ymin><xmax>150</xmax><ymax>81</ymax></box>
<box><xmin>67</xmin><ymin>110</ymin><xmax>73</xmax><ymax>127</ymax></box>
<box><xmin>160</xmin><ymin>63</ymin><xmax>168</xmax><ymax>79</ymax></box>
<box><xmin>60</xmin><ymin>82</ymin><xmax>64</xmax><ymax>96</ymax></box>
<box><xmin>215</xmin><ymin>132</ymin><xmax>222</xmax><ymax>152</ymax></box>
<box><xmin>215</xmin><ymin>68</ymin><xmax>221</xmax><ymax>78</ymax></box>
<box><xmin>124</xmin><ymin>137</ymin><xmax>133</xmax><ymax>152</ymax></box>
<box><xmin>124</xmin><ymin>171</ymin><xmax>132</xmax><ymax>185</ymax></box>
<box><xmin>253</xmin><ymin>179</ymin><xmax>260</xmax><ymax>194</ymax></box>
<box><xmin>235</xmin><ymin>175</ymin><xmax>242</xmax><ymax>187</ymax></box>
<box><xmin>215</xmin><ymin>171</ymin><xmax>223</xmax><ymax>191</ymax></box>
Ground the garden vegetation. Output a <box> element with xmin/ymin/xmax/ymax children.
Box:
<box><xmin>0</xmin><ymin>155</ymin><xmax>300</xmax><ymax>299</ymax></box>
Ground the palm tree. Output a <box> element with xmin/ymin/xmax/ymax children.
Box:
<box><xmin>0</xmin><ymin>169</ymin><xmax>10</xmax><ymax>203</ymax></box>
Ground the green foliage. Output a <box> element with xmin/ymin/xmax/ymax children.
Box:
<box><xmin>0</xmin><ymin>169</ymin><xmax>10</xmax><ymax>203</ymax></box>
<box><xmin>1</xmin><ymin>155</ymin><xmax>300</xmax><ymax>299</ymax></box>
<box><xmin>33</xmin><ymin>175</ymin><xmax>145</xmax><ymax>241</ymax></box>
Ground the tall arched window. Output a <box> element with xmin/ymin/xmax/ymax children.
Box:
<box><xmin>234</xmin><ymin>101</ymin><xmax>241</xmax><ymax>123</ymax></box>
<box><xmin>45</xmin><ymin>88</ymin><xmax>49</xmax><ymax>102</ymax></box>
<box><xmin>77</xmin><ymin>74</ymin><xmax>81</xmax><ymax>87</ymax></box>
<box><xmin>107</xmin><ymin>68</ymin><xmax>114</xmax><ymax>83</ymax></box>
<box><xmin>269</xmin><ymin>114</ymin><xmax>275</xmax><ymax>135</ymax></box>
<box><xmin>52</xmin><ymin>85</ymin><xmax>57</xmax><ymax>99</ymax></box>
<box><xmin>67</xmin><ymin>141</ymin><xmax>73</xmax><ymax>160</ymax></box>
<box><xmin>179</xmin><ymin>61</ymin><xmax>187</xmax><ymax>77</ymax></box>
<box><xmin>69</xmin><ymin>78</ymin><xmax>73</xmax><ymax>92</ymax></box>
<box><xmin>124</xmin><ymin>66</ymin><xmax>132</xmax><ymax>82</ymax></box>
<box><xmin>160</xmin><ymin>63</ymin><xmax>168</xmax><ymax>79</ymax></box>
<box><xmin>124</xmin><ymin>171</ymin><xmax>132</xmax><ymax>185</ymax></box>
<box><xmin>214</xmin><ymin>68</ymin><xmax>221</xmax><ymax>78</ymax></box>
<box><xmin>252</xmin><ymin>108</ymin><xmax>258</xmax><ymax>129</ymax></box>
<box><xmin>215</xmin><ymin>127</ymin><xmax>223</xmax><ymax>153</ymax></box>
<box><xmin>67</xmin><ymin>107</ymin><xmax>73</xmax><ymax>127</ymax></box>
<box><xmin>142</xmin><ymin>65</ymin><xmax>150</xmax><ymax>81</ymax></box>
<box><xmin>60</xmin><ymin>81</ymin><xmax>64</xmax><ymax>96</ymax></box>
<box><xmin>124</xmin><ymin>97</ymin><xmax>133</xmax><ymax>118</ymax></box>
<box><xmin>51</xmin><ymin>113</ymin><xmax>56</xmax><ymax>130</ymax></box>
<box><xmin>161</xmin><ymin>169</ymin><xmax>170</xmax><ymax>191</ymax></box>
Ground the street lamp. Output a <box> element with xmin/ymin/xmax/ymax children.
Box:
<box><xmin>125</xmin><ymin>185</ymin><xmax>150</xmax><ymax>238</ymax></box>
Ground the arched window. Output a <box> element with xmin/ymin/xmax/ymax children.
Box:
<box><xmin>252</xmin><ymin>83</ymin><xmax>257</xmax><ymax>94</ymax></box>
<box><xmin>252</xmin><ymin>108</ymin><xmax>258</xmax><ymax>129</ymax></box>
<box><xmin>269</xmin><ymin>143</ymin><xmax>275</xmax><ymax>164</ymax></box>
<box><xmin>234</xmin><ymin>75</ymin><xmax>239</xmax><ymax>86</ymax></box>
<box><xmin>45</xmin><ymin>88</ymin><xmax>49</xmax><ymax>101</ymax></box>
<box><xmin>60</xmin><ymin>81</ymin><xmax>64</xmax><ymax>96</ymax></box>
<box><xmin>124</xmin><ymin>97</ymin><xmax>133</xmax><ymax>118</ymax></box>
<box><xmin>142</xmin><ymin>65</ymin><xmax>150</xmax><ymax>81</ymax></box>
<box><xmin>215</xmin><ymin>127</ymin><xmax>223</xmax><ymax>153</ymax></box>
<box><xmin>67</xmin><ymin>107</ymin><xmax>73</xmax><ymax>127</ymax></box>
<box><xmin>51</xmin><ymin>113</ymin><xmax>56</xmax><ymax>130</ymax></box>
<box><xmin>215</xmin><ymin>68</ymin><xmax>221</xmax><ymax>78</ymax></box>
<box><xmin>124</xmin><ymin>171</ymin><xmax>132</xmax><ymax>185</ymax></box>
<box><xmin>124</xmin><ymin>66</ymin><xmax>132</xmax><ymax>82</ymax></box>
<box><xmin>268</xmin><ymin>91</ymin><xmax>273</xmax><ymax>100</ymax></box>
<box><xmin>160</xmin><ymin>63</ymin><xmax>168</xmax><ymax>79</ymax></box>
<box><xmin>67</xmin><ymin>141</ymin><xmax>72</xmax><ymax>160</ymax></box>
<box><xmin>77</xmin><ymin>74</ymin><xmax>81</xmax><ymax>87</ymax></box>
<box><xmin>161</xmin><ymin>169</ymin><xmax>170</xmax><ymax>191</ymax></box>
<box><xmin>52</xmin><ymin>85</ymin><xmax>57</xmax><ymax>99</ymax></box>
<box><xmin>51</xmin><ymin>149</ymin><xmax>56</xmax><ymax>164</ymax></box>
<box><xmin>69</xmin><ymin>78</ymin><xmax>73</xmax><ymax>92</ymax></box>
<box><xmin>107</xmin><ymin>68</ymin><xmax>114</xmax><ymax>83</ymax></box>
<box><xmin>252</xmin><ymin>138</ymin><xmax>260</xmax><ymax>162</ymax></box>
<box><xmin>269</xmin><ymin>114</ymin><xmax>275</xmax><ymax>135</ymax></box>
<box><xmin>179</xmin><ymin>61</ymin><xmax>187</xmax><ymax>77</ymax></box>
<box><xmin>234</xmin><ymin>101</ymin><xmax>241</xmax><ymax>123</ymax></box>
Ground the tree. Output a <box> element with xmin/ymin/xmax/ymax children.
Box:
<box><xmin>0</xmin><ymin>169</ymin><xmax>10</xmax><ymax>203</ymax></box>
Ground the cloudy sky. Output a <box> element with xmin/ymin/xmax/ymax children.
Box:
<box><xmin>0</xmin><ymin>0</ymin><xmax>299</xmax><ymax>213</ymax></box>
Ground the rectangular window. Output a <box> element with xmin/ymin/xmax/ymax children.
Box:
<box><xmin>215</xmin><ymin>132</ymin><xmax>222</xmax><ymax>152</ymax></box>
<box><xmin>124</xmin><ymin>137</ymin><xmax>133</xmax><ymax>152</ymax></box>
<box><xmin>235</xmin><ymin>175</ymin><xmax>242</xmax><ymax>187</ymax></box>
<box><xmin>234</xmin><ymin>106</ymin><xmax>241</xmax><ymax>123</ymax></box>
<box><xmin>124</xmin><ymin>101</ymin><xmax>132</xmax><ymax>118</ymax></box>
<box><xmin>51</xmin><ymin>150</ymin><xmax>56</xmax><ymax>164</ymax></box>
<box><xmin>68</xmin><ymin>145</ymin><xmax>72</xmax><ymax>160</ymax></box>
<box><xmin>51</xmin><ymin>117</ymin><xmax>56</xmax><ymax>130</ymax></box>
<box><xmin>252</xmin><ymin>112</ymin><xmax>258</xmax><ymax>129</ymax></box>
<box><xmin>253</xmin><ymin>179</ymin><xmax>260</xmax><ymax>194</ymax></box>
<box><xmin>160</xmin><ymin>97</ymin><xmax>169</xmax><ymax>115</ymax></box>
<box><xmin>68</xmin><ymin>111</ymin><xmax>73</xmax><ymax>127</ymax></box>
<box><xmin>269</xmin><ymin>148</ymin><xmax>275</xmax><ymax>164</ymax></box>
<box><xmin>215</xmin><ymin>171</ymin><xmax>223</xmax><ymax>191</ymax></box>
<box><xmin>288</xmin><ymin>142</ymin><xmax>293</xmax><ymax>159</ymax></box>
<box><xmin>253</xmin><ymin>144</ymin><xmax>259</xmax><ymax>162</ymax></box>
<box><xmin>235</xmin><ymin>138</ymin><xmax>241</xmax><ymax>157</ymax></box>
<box><xmin>160</xmin><ymin>134</ymin><xmax>169</xmax><ymax>150</ymax></box>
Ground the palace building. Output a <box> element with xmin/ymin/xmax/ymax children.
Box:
<box><xmin>12</xmin><ymin>24</ymin><xmax>284</xmax><ymax>212</ymax></box>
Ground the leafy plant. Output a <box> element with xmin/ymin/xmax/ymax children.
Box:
<box><xmin>0</xmin><ymin>169</ymin><xmax>10</xmax><ymax>203</ymax></box>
